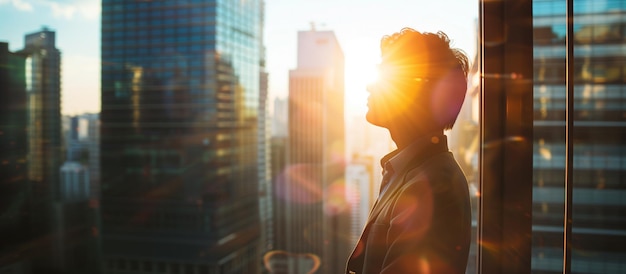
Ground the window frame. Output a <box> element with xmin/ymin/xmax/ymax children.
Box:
<box><xmin>478</xmin><ymin>0</ymin><xmax>534</xmax><ymax>273</ymax></box>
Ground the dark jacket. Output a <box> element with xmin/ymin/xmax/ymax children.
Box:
<box><xmin>346</xmin><ymin>136</ymin><xmax>471</xmax><ymax>274</ymax></box>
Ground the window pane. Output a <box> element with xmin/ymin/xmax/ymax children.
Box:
<box><xmin>533</xmin><ymin>1</ymin><xmax>567</xmax><ymax>271</ymax></box>
<box><xmin>0</xmin><ymin>1</ymin><xmax>478</xmax><ymax>274</ymax></box>
<box><xmin>533</xmin><ymin>0</ymin><xmax>626</xmax><ymax>273</ymax></box>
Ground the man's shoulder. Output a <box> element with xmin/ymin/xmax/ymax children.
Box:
<box><xmin>404</xmin><ymin>151</ymin><xmax>456</xmax><ymax>174</ymax></box>
<box><xmin>402</xmin><ymin>152</ymin><xmax>467</xmax><ymax>187</ymax></box>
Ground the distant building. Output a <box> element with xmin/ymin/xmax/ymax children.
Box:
<box><xmin>21</xmin><ymin>28</ymin><xmax>66</xmax><ymax>273</ymax></box>
<box><xmin>60</xmin><ymin>161</ymin><xmax>90</xmax><ymax>202</ymax></box>
<box><xmin>272</xmin><ymin>97</ymin><xmax>288</xmax><ymax>137</ymax></box>
<box><xmin>20</xmin><ymin>28</ymin><xmax>62</xmax><ymax>200</ymax></box>
<box><xmin>258</xmin><ymin>4</ymin><xmax>274</xmax><ymax>260</ymax></box>
<box><xmin>276</xmin><ymin>29</ymin><xmax>347</xmax><ymax>274</ymax></box>
<box><xmin>345</xmin><ymin>158</ymin><xmax>373</xmax><ymax>245</ymax></box>
<box><xmin>63</xmin><ymin>113</ymin><xmax>100</xmax><ymax>197</ymax></box>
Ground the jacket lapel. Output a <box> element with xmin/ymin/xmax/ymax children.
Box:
<box><xmin>366</xmin><ymin>173</ymin><xmax>406</xmax><ymax>224</ymax></box>
<box><xmin>365</xmin><ymin>135</ymin><xmax>448</xmax><ymax>225</ymax></box>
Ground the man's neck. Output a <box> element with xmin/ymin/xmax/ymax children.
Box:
<box><xmin>389</xmin><ymin>127</ymin><xmax>443</xmax><ymax>150</ymax></box>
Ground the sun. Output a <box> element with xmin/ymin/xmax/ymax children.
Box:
<box><xmin>344</xmin><ymin>50</ymin><xmax>380</xmax><ymax>116</ymax></box>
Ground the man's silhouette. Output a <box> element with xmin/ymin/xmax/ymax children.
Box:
<box><xmin>346</xmin><ymin>28</ymin><xmax>471</xmax><ymax>274</ymax></box>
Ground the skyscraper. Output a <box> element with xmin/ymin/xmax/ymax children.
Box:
<box><xmin>20</xmin><ymin>28</ymin><xmax>88</xmax><ymax>273</ymax></box>
<box><xmin>277</xmin><ymin>29</ymin><xmax>347</xmax><ymax>274</ymax></box>
<box><xmin>0</xmin><ymin>41</ymin><xmax>30</xmax><ymax>273</ymax></box>
<box><xmin>63</xmin><ymin>113</ymin><xmax>100</xmax><ymax>197</ymax></box>
<box><xmin>100</xmin><ymin>1</ymin><xmax>264</xmax><ymax>273</ymax></box>
<box><xmin>20</xmin><ymin>27</ymin><xmax>62</xmax><ymax>211</ymax></box>
<box><xmin>532</xmin><ymin>1</ymin><xmax>626</xmax><ymax>273</ymax></box>
<box><xmin>258</xmin><ymin>0</ymin><xmax>274</xmax><ymax>261</ymax></box>
<box><xmin>271</xmin><ymin>97</ymin><xmax>288</xmax><ymax>137</ymax></box>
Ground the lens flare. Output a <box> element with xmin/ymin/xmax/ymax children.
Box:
<box><xmin>324</xmin><ymin>179</ymin><xmax>358</xmax><ymax>216</ymax></box>
<box><xmin>263</xmin><ymin>250</ymin><xmax>321</xmax><ymax>274</ymax></box>
<box><xmin>275</xmin><ymin>164</ymin><xmax>323</xmax><ymax>204</ymax></box>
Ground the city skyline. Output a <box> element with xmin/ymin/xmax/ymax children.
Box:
<box><xmin>0</xmin><ymin>0</ymin><xmax>477</xmax><ymax>117</ymax></box>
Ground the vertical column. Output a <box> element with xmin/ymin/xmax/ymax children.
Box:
<box><xmin>479</xmin><ymin>0</ymin><xmax>533</xmax><ymax>273</ymax></box>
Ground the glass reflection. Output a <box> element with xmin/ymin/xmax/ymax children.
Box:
<box><xmin>533</xmin><ymin>0</ymin><xmax>626</xmax><ymax>273</ymax></box>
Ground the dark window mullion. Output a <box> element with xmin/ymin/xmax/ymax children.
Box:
<box><xmin>563</xmin><ymin>0</ymin><xmax>574</xmax><ymax>273</ymax></box>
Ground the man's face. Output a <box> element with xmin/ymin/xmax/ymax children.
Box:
<box><xmin>365</xmin><ymin>63</ymin><xmax>421</xmax><ymax>128</ymax></box>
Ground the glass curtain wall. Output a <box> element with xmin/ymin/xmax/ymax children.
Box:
<box><xmin>532</xmin><ymin>0</ymin><xmax>626</xmax><ymax>273</ymax></box>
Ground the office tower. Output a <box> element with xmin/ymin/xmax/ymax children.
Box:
<box><xmin>83</xmin><ymin>113</ymin><xmax>101</xmax><ymax>197</ymax></box>
<box><xmin>258</xmin><ymin>0</ymin><xmax>274</xmax><ymax>261</ymax></box>
<box><xmin>100</xmin><ymin>1</ymin><xmax>264</xmax><ymax>273</ymax></box>
<box><xmin>345</xmin><ymin>158</ymin><xmax>373</xmax><ymax>245</ymax></box>
<box><xmin>63</xmin><ymin>113</ymin><xmax>100</xmax><ymax>197</ymax></box>
<box><xmin>20</xmin><ymin>31</ymin><xmax>64</xmax><ymax>269</ymax></box>
<box><xmin>64</xmin><ymin>115</ymin><xmax>82</xmax><ymax>162</ymax></box>
<box><xmin>20</xmin><ymin>28</ymin><xmax>62</xmax><ymax>201</ymax></box>
<box><xmin>0</xmin><ymin>41</ymin><xmax>29</xmax><ymax>273</ymax></box>
<box><xmin>259</xmin><ymin>69</ymin><xmax>273</xmax><ymax>258</ymax></box>
<box><xmin>271</xmin><ymin>97</ymin><xmax>288</xmax><ymax>137</ymax></box>
<box><xmin>278</xmin><ymin>29</ymin><xmax>346</xmax><ymax>274</ymax></box>
<box><xmin>532</xmin><ymin>1</ymin><xmax>626</xmax><ymax>273</ymax></box>
<box><xmin>60</xmin><ymin>162</ymin><xmax>91</xmax><ymax>201</ymax></box>
<box><xmin>269</xmin><ymin>96</ymin><xmax>287</xmax><ymax>261</ymax></box>
<box><xmin>269</xmin><ymin>97</ymin><xmax>287</xmax><ymax>264</ymax></box>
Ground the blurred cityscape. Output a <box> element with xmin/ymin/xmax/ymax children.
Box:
<box><xmin>1</xmin><ymin>0</ymin><xmax>625</xmax><ymax>274</ymax></box>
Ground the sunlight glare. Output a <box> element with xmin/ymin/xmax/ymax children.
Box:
<box><xmin>343</xmin><ymin>43</ymin><xmax>381</xmax><ymax>116</ymax></box>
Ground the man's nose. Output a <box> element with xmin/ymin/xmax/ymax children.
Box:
<box><xmin>366</xmin><ymin>82</ymin><xmax>379</xmax><ymax>94</ymax></box>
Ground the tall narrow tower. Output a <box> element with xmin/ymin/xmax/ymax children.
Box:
<box><xmin>20</xmin><ymin>28</ymin><xmax>66</xmax><ymax>271</ymax></box>
<box><xmin>21</xmin><ymin>27</ymin><xmax>62</xmax><ymax>204</ymax></box>
<box><xmin>278</xmin><ymin>29</ymin><xmax>347</xmax><ymax>274</ymax></box>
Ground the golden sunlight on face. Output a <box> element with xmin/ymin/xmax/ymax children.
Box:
<box><xmin>365</xmin><ymin>63</ymin><xmax>416</xmax><ymax>127</ymax></box>
<box><xmin>362</xmin><ymin>64</ymin><xmax>381</xmax><ymax>87</ymax></box>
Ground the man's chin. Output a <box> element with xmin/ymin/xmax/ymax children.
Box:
<box><xmin>365</xmin><ymin>112</ymin><xmax>388</xmax><ymax>128</ymax></box>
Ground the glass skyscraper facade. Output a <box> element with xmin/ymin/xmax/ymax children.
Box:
<box><xmin>532</xmin><ymin>0</ymin><xmax>626</xmax><ymax>273</ymax></box>
<box><xmin>21</xmin><ymin>28</ymin><xmax>62</xmax><ymax>198</ymax></box>
<box><xmin>0</xmin><ymin>41</ymin><xmax>30</xmax><ymax>274</ymax></box>
<box><xmin>278</xmin><ymin>30</ymin><xmax>346</xmax><ymax>274</ymax></box>
<box><xmin>100</xmin><ymin>0</ymin><xmax>263</xmax><ymax>273</ymax></box>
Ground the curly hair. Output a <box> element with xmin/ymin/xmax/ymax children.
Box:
<box><xmin>381</xmin><ymin>28</ymin><xmax>468</xmax><ymax>79</ymax></box>
<box><xmin>379</xmin><ymin>28</ymin><xmax>469</xmax><ymax>130</ymax></box>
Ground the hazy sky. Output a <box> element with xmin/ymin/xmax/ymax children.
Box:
<box><xmin>0</xmin><ymin>0</ymin><xmax>477</xmax><ymax>116</ymax></box>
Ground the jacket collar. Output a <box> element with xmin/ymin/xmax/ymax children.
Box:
<box><xmin>380</xmin><ymin>133</ymin><xmax>448</xmax><ymax>175</ymax></box>
<box><xmin>368</xmin><ymin>133</ymin><xmax>448</xmax><ymax>224</ymax></box>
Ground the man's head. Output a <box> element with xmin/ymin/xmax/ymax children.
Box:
<box><xmin>366</xmin><ymin>28</ymin><xmax>469</xmax><ymax>132</ymax></box>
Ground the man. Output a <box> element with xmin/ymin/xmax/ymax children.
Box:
<box><xmin>346</xmin><ymin>28</ymin><xmax>471</xmax><ymax>273</ymax></box>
